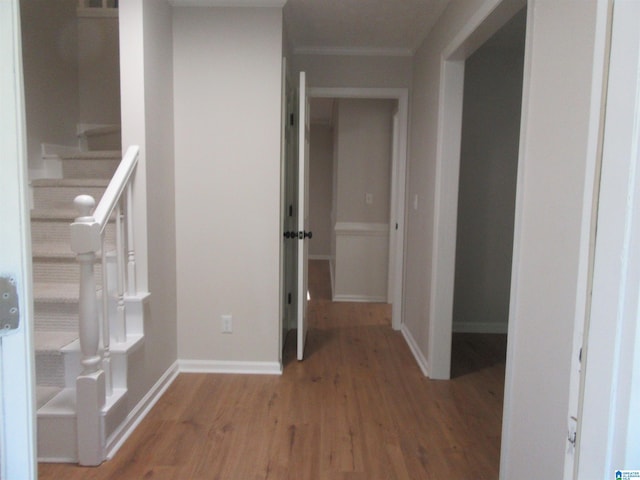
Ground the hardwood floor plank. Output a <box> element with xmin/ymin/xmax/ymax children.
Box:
<box><xmin>39</xmin><ymin>260</ymin><xmax>506</xmax><ymax>479</ymax></box>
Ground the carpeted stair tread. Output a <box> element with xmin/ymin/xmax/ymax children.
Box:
<box><xmin>36</xmin><ymin>386</ymin><xmax>63</xmax><ymax>410</ymax></box>
<box><xmin>33</xmin><ymin>282</ymin><xmax>79</xmax><ymax>303</ymax></box>
<box><xmin>32</xmin><ymin>241</ymin><xmax>113</xmax><ymax>260</ymax></box>
<box><xmin>31</xmin><ymin>178</ymin><xmax>109</xmax><ymax>188</ymax></box>
<box><xmin>32</xmin><ymin>241</ymin><xmax>75</xmax><ymax>259</ymax></box>
<box><xmin>34</xmin><ymin>330</ymin><xmax>78</xmax><ymax>352</ymax></box>
<box><xmin>59</xmin><ymin>150</ymin><xmax>122</xmax><ymax>160</ymax></box>
<box><xmin>31</xmin><ymin>208</ymin><xmax>78</xmax><ymax>221</ymax></box>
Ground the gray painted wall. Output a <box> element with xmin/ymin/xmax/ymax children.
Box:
<box><xmin>335</xmin><ymin>99</ymin><xmax>393</xmax><ymax>224</ymax></box>
<box><xmin>20</xmin><ymin>0</ymin><xmax>79</xmax><ymax>171</ymax></box>
<box><xmin>119</xmin><ymin>0</ymin><xmax>178</xmax><ymax>421</ymax></box>
<box><xmin>78</xmin><ymin>15</ymin><xmax>121</xmax><ymax>125</ymax></box>
<box><xmin>173</xmin><ymin>7</ymin><xmax>283</xmax><ymax>364</ymax></box>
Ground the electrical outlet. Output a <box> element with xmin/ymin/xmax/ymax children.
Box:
<box><xmin>221</xmin><ymin>314</ymin><xmax>232</xmax><ymax>333</ymax></box>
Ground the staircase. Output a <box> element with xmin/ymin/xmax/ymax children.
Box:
<box><xmin>32</xmin><ymin>128</ymin><xmax>145</xmax><ymax>464</ymax></box>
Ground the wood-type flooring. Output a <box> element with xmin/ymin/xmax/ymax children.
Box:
<box><xmin>39</xmin><ymin>260</ymin><xmax>507</xmax><ymax>479</ymax></box>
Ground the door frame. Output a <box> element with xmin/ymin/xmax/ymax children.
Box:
<box><xmin>575</xmin><ymin>0</ymin><xmax>640</xmax><ymax>474</ymax></box>
<box><xmin>427</xmin><ymin>0</ymin><xmax>526</xmax><ymax>380</ymax></box>
<box><xmin>307</xmin><ymin>87</ymin><xmax>409</xmax><ymax>331</ymax></box>
<box><xmin>308</xmin><ymin>87</ymin><xmax>409</xmax><ymax>330</ymax></box>
<box><xmin>0</xmin><ymin>0</ymin><xmax>37</xmax><ymax>477</ymax></box>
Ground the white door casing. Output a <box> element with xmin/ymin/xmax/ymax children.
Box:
<box><xmin>307</xmin><ymin>87</ymin><xmax>409</xmax><ymax>332</ymax></box>
<box><xmin>575</xmin><ymin>0</ymin><xmax>640</xmax><ymax>475</ymax></box>
<box><xmin>297</xmin><ymin>71</ymin><xmax>310</xmax><ymax>361</ymax></box>
<box><xmin>0</xmin><ymin>0</ymin><xmax>37</xmax><ymax>477</ymax></box>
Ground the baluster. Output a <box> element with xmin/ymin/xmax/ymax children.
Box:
<box><xmin>115</xmin><ymin>200</ymin><xmax>127</xmax><ymax>343</ymax></box>
<box><xmin>126</xmin><ymin>181</ymin><xmax>136</xmax><ymax>295</ymax></box>
<box><xmin>73</xmin><ymin>196</ymin><xmax>102</xmax><ymax>375</ymax></box>
<box><xmin>101</xmin><ymin>236</ymin><xmax>112</xmax><ymax>396</ymax></box>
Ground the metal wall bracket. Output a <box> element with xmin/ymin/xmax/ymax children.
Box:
<box><xmin>0</xmin><ymin>276</ymin><xmax>20</xmax><ymax>334</ymax></box>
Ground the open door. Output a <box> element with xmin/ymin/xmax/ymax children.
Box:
<box><xmin>0</xmin><ymin>0</ymin><xmax>37</xmax><ymax>477</ymax></box>
<box><xmin>296</xmin><ymin>71</ymin><xmax>310</xmax><ymax>361</ymax></box>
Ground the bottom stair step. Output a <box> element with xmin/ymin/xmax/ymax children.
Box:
<box><xmin>37</xmin><ymin>388</ymin><xmax>77</xmax><ymax>463</ymax></box>
<box><xmin>37</xmin><ymin>386</ymin><xmax>129</xmax><ymax>463</ymax></box>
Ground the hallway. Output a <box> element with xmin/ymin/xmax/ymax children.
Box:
<box><xmin>39</xmin><ymin>260</ymin><xmax>505</xmax><ymax>479</ymax></box>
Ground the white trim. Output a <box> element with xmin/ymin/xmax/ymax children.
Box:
<box><xmin>105</xmin><ymin>361</ymin><xmax>179</xmax><ymax>459</ymax></box>
<box><xmin>294</xmin><ymin>46</ymin><xmax>413</xmax><ymax>58</ymax></box>
<box><xmin>500</xmin><ymin>3</ymin><xmax>535</xmax><ymax>478</ymax></box>
<box><xmin>77</xmin><ymin>123</ymin><xmax>121</xmax><ymax>136</ymax></box>
<box><xmin>169</xmin><ymin>0</ymin><xmax>286</xmax><ymax>7</ymax></box>
<box><xmin>400</xmin><ymin>324</ymin><xmax>429</xmax><ymax>377</ymax></box>
<box><xmin>308</xmin><ymin>254</ymin><xmax>331</xmax><ymax>260</ymax></box>
<box><xmin>332</xmin><ymin>294</ymin><xmax>387</xmax><ymax>303</ymax></box>
<box><xmin>0</xmin><ymin>0</ymin><xmax>37</xmax><ymax>477</ymax></box>
<box><xmin>308</xmin><ymin>87</ymin><xmax>409</xmax><ymax>332</ymax></box>
<box><xmin>453</xmin><ymin>322</ymin><xmax>508</xmax><ymax>334</ymax></box>
<box><xmin>329</xmin><ymin>258</ymin><xmax>335</xmax><ymax>299</ymax></box>
<box><xmin>562</xmin><ymin>1</ymin><xmax>613</xmax><ymax>478</ymax></box>
<box><xmin>334</xmin><ymin>222</ymin><xmax>388</xmax><ymax>236</ymax></box>
<box><xmin>309</xmin><ymin>87</ymin><xmax>408</xmax><ymax>101</ymax></box>
<box><xmin>575</xmin><ymin>1</ymin><xmax>640</xmax><ymax>475</ymax></box>
<box><xmin>179</xmin><ymin>360</ymin><xmax>283</xmax><ymax>375</ymax></box>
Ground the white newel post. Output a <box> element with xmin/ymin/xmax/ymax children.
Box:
<box><xmin>71</xmin><ymin>195</ymin><xmax>106</xmax><ymax>466</ymax></box>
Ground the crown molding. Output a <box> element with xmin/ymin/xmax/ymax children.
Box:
<box><xmin>169</xmin><ymin>0</ymin><xmax>286</xmax><ymax>7</ymax></box>
<box><xmin>293</xmin><ymin>46</ymin><xmax>414</xmax><ymax>57</ymax></box>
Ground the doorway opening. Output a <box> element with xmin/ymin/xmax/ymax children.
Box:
<box><xmin>308</xmin><ymin>97</ymin><xmax>397</xmax><ymax>305</ymax></box>
<box><xmin>281</xmin><ymin>86</ymin><xmax>409</xmax><ymax>362</ymax></box>
<box><xmin>450</xmin><ymin>9</ymin><xmax>526</xmax><ymax>379</ymax></box>
<box><xmin>308</xmin><ymin>88</ymin><xmax>409</xmax><ymax>332</ymax></box>
<box><xmin>428</xmin><ymin>1</ymin><xmax>527</xmax><ymax>382</ymax></box>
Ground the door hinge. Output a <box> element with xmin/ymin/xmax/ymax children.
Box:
<box><xmin>290</xmin><ymin>113</ymin><xmax>295</xmax><ymax>126</ymax></box>
<box><xmin>289</xmin><ymin>205</ymin><xmax>293</xmax><ymax>217</ymax></box>
<box><xmin>395</xmin><ymin>222</ymin><xmax>399</xmax><ymax>231</ymax></box>
<box><xmin>288</xmin><ymin>292</ymin><xmax>292</xmax><ymax>305</ymax></box>
<box><xmin>567</xmin><ymin>416</ymin><xmax>578</xmax><ymax>448</ymax></box>
<box><xmin>0</xmin><ymin>276</ymin><xmax>20</xmax><ymax>335</ymax></box>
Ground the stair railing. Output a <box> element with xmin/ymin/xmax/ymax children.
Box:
<box><xmin>70</xmin><ymin>145</ymin><xmax>139</xmax><ymax>466</ymax></box>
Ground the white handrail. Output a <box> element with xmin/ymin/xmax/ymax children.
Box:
<box><xmin>93</xmin><ymin>145</ymin><xmax>139</xmax><ymax>233</ymax></box>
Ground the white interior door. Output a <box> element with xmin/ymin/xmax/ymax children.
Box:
<box><xmin>297</xmin><ymin>71</ymin><xmax>310</xmax><ymax>361</ymax></box>
<box><xmin>0</xmin><ymin>0</ymin><xmax>37</xmax><ymax>477</ymax></box>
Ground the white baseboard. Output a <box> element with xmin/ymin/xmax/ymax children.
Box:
<box><xmin>308</xmin><ymin>254</ymin><xmax>331</xmax><ymax>260</ymax></box>
<box><xmin>105</xmin><ymin>360</ymin><xmax>179</xmax><ymax>460</ymax></box>
<box><xmin>453</xmin><ymin>322</ymin><xmax>508</xmax><ymax>334</ymax></box>
<box><xmin>400</xmin><ymin>324</ymin><xmax>429</xmax><ymax>378</ymax></box>
<box><xmin>332</xmin><ymin>294</ymin><xmax>388</xmax><ymax>303</ymax></box>
<box><xmin>179</xmin><ymin>360</ymin><xmax>283</xmax><ymax>375</ymax></box>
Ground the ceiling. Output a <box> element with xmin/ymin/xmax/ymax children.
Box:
<box><xmin>283</xmin><ymin>0</ymin><xmax>450</xmax><ymax>56</ymax></box>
